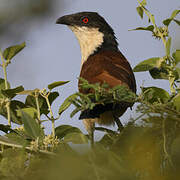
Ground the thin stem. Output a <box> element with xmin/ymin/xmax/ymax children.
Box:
<box><xmin>0</xmin><ymin>50</ymin><xmax>11</xmax><ymax>126</ymax></box>
<box><xmin>35</xmin><ymin>92</ymin><xmax>41</xmax><ymax>123</ymax></box>
<box><xmin>159</xmin><ymin>33</ymin><xmax>167</xmax><ymax>48</ymax></box>
<box><xmin>6</xmin><ymin>101</ymin><xmax>11</xmax><ymax>126</ymax></box>
<box><xmin>0</xmin><ymin>138</ymin><xmax>56</xmax><ymax>155</ymax></box>
<box><xmin>45</xmin><ymin>95</ymin><xmax>55</xmax><ymax>137</ymax></box>
<box><xmin>162</xmin><ymin>118</ymin><xmax>174</xmax><ymax>167</ymax></box>
<box><xmin>137</xmin><ymin>0</ymin><xmax>154</xmax><ymax>24</ymax></box>
<box><xmin>0</xmin><ymin>51</ymin><xmax>8</xmax><ymax>89</ymax></box>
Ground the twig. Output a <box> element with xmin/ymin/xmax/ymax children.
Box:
<box><xmin>44</xmin><ymin>95</ymin><xmax>55</xmax><ymax>137</ymax></box>
<box><xmin>0</xmin><ymin>138</ymin><xmax>56</xmax><ymax>156</ymax></box>
<box><xmin>35</xmin><ymin>91</ymin><xmax>41</xmax><ymax>123</ymax></box>
<box><xmin>162</xmin><ymin>118</ymin><xmax>174</xmax><ymax>167</ymax></box>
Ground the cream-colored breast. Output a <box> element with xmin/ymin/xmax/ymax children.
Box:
<box><xmin>68</xmin><ymin>26</ymin><xmax>104</xmax><ymax>65</ymax></box>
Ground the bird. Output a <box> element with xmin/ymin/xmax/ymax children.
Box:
<box><xmin>56</xmin><ymin>12</ymin><xmax>136</xmax><ymax>146</ymax></box>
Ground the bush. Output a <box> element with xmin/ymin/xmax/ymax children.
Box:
<box><xmin>0</xmin><ymin>1</ymin><xmax>179</xmax><ymax>179</ymax></box>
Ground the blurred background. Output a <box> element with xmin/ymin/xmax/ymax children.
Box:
<box><xmin>0</xmin><ymin>0</ymin><xmax>179</xmax><ymax>136</ymax></box>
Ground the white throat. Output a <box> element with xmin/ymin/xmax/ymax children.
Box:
<box><xmin>68</xmin><ymin>26</ymin><xmax>104</xmax><ymax>65</ymax></box>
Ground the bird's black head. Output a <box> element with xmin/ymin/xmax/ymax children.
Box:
<box><xmin>56</xmin><ymin>12</ymin><xmax>119</xmax><ymax>63</ymax></box>
<box><xmin>56</xmin><ymin>12</ymin><xmax>115</xmax><ymax>35</ymax></box>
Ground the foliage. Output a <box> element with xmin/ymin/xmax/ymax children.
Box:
<box><xmin>59</xmin><ymin>77</ymin><xmax>136</xmax><ymax>118</ymax></box>
<box><xmin>133</xmin><ymin>1</ymin><xmax>180</xmax><ymax>94</ymax></box>
<box><xmin>0</xmin><ymin>1</ymin><xmax>179</xmax><ymax>180</ymax></box>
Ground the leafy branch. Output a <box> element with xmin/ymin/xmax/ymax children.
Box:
<box><xmin>133</xmin><ymin>0</ymin><xmax>180</xmax><ymax>94</ymax></box>
<box><xmin>0</xmin><ymin>43</ymin><xmax>26</xmax><ymax>127</ymax></box>
<box><xmin>58</xmin><ymin>78</ymin><xmax>137</xmax><ymax>118</ymax></box>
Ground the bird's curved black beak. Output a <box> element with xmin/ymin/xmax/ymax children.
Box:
<box><xmin>56</xmin><ymin>15</ymin><xmax>73</xmax><ymax>25</ymax></box>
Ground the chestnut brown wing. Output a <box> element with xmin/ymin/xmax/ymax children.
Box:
<box><xmin>79</xmin><ymin>50</ymin><xmax>136</xmax><ymax>93</ymax></box>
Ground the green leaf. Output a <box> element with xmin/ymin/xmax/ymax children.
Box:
<box><xmin>17</xmin><ymin>107</ymin><xmax>37</xmax><ymax>119</ymax></box>
<box><xmin>64</xmin><ymin>132</ymin><xmax>88</xmax><ymax>144</ymax></box>
<box><xmin>141</xmin><ymin>86</ymin><xmax>170</xmax><ymax>104</ymax></box>
<box><xmin>150</xmin><ymin>67</ymin><xmax>179</xmax><ymax>80</ymax></box>
<box><xmin>17</xmin><ymin>89</ymin><xmax>39</xmax><ymax>95</ymax></box>
<box><xmin>166</xmin><ymin>37</ymin><xmax>171</xmax><ymax>56</ymax></box>
<box><xmin>170</xmin><ymin>9</ymin><xmax>180</xmax><ymax>19</ymax></box>
<box><xmin>48</xmin><ymin>81</ymin><xmax>69</xmax><ymax>90</ymax></box>
<box><xmin>25</xmin><ymin>93</ymin><xmax>44</xmax><ymax>108</ymax></box>
<box><xmin>136</xmin><ymin>6</ymin><xmax>144</xmax><ymax>19</ymax></box>
<box><xmin>129</xmin><ymin>25</ymin><xmax>154</xmax><ymax>32</ymax></box>
<box><xmin>163</xmin><ymin>10</ymin><xmax>180</xmax><ymax>26</ymax></box>
<box><xmin>55</xmin><ymin>125</ymin><xmax>82</xmax><ymax>139</ymax></box>
<box><xmin>1</xmin><ymin>86</ymin><xmax>24</xmax><ymax>99</ymax></box>
<box><xmin>0</xmin><ymin>78</ymin><xmax>10</xmax><ymax>90</ymax></box>
<box><xmin>59</xmin><ymin>94</ymin><xmax>78</xmax><ymax>115</ymax></box>
<box><xmin>172</xmin><ymin>50</ymin><xmax>180</xmax><ymax>65</ymax></box>
<box><xmin>3</xmin><ymin>42</ymin><xmax>26</xmax><ymax>60</ymax></box>
<box><xmin>0</xmin><ymin>124</ymin><xmax>14</xmax><ymax>133</ymax></box>
<box><xmin>0</xmin><ymin>100</ymin><xmax>26</xmax><ymax>125</ymax></box>
<box><xmin>149</xmin><ymin>67</ymin><xmax>169</xmax><ymax>80</ymax></box>
<box><xmin>163</xmin><ymin>18</ymin><xmax>172</xmax><ymax>26</ymax></box>
<box><xmin>0</xmin><ymin>79</ymin><xmax>11</xmax><ymax>98</ymax></box>
<box><xmin>70</xmin><ymin>107</ymin><xmax>81</xmax><ymax>118</ymax></box>
<box><xmin>10</xmin><ymin>100</ymin><xmax>26</xmax><ymax>124</ymax></box>
<box><xmin>133</xmin><ymin>57</ymin><xmax>161</xmax><ymax>72</ymax></box>
<box><xmin>20</xmin><ymin>110</ymin><xmax>41</xmax><ymax>139</ymax></box>
<box><xmin>173</xmin><ymin>94</ymin><xmax>180</xmax><ymax>111</ymax></box>
<box><xmin>173</xmin><ymin>19</ymin><xmax>180</xmax><ymax>26</ymax></box>
<box><xmin>48</xmin><ymin>91</ymin><xmax>59</xmax><ymax>105</ymax></box>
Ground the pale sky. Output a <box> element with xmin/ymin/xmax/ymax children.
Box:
<box><xmin>1</xmin><ymin>0</ymin><xmax>180</xmax><ymax>136</ymax></box>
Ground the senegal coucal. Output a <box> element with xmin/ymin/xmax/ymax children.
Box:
<box><xmin>56</xmin><ymin>12</ymin><xmax>136</xmax><ymax>145</ymax></box>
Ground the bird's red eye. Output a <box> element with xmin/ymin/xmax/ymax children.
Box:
<box><xmin>82</xmin><ymin>17</ymin><xmax>89</xmax><ymax>24</ymax></box>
